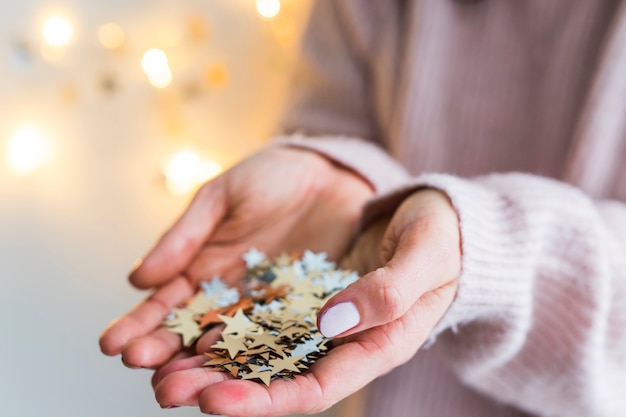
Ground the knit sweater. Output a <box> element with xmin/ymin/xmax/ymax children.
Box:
<box><xmin>274</xmin><ymin>1</ymin><xmax>626</xmax><ymax>416</ymax></box>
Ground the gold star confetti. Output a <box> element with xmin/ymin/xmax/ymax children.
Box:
<box><xmin>219</xmin><ymin>308</ymin><xmax>259</xmax><ymax>337</ymax></box>
<box><xmin>163</xmin><ymin>308</ymin><xmax>203</xmax><ymax>346</ymax></box>
<box><xmin>163</xmin><ymin>249</ymin><xmax>359</xmax><ymax>385</ymax></box>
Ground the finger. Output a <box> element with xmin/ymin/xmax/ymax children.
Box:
<box><xmin>121</xmin><ymin>327</ymin><xmax>182</xmax><ymax>370</ymax></box>
<box><xmin>130</xmin><ymin>178</ymin><xmax>229</xmax><ymax>289</ymax></box>
<box><xmin>152</xmin><ymin>353</ymin><xmax>206</xmax><ymax>390</ymax></box>
<box><xmin>195</xmin><ymin>326</ymin><xmax>225</xmax><ymax>355</ymax></box>
<box><xmin>194</xmin><ymin>283</ymin><xmax>457</xmax><ymax>417</ymax></box>
<box><xmin>100</xmin><ymin>276</ymin><xmax>194</xmax><ymax>356</ymax></box>
<box><xmin>318</xmin><ymin>211</ymin><xmax>460</xmax><ymax>338</ymax></box>
<box><xmin>154</xmin><ymin>359</ymin><xmax>230</xmax><ymax>408</ymax></box>
<box><xmin>194</xmin><ymin>336</ymin><xmax>390</xmax><ymax>416</ymax></box>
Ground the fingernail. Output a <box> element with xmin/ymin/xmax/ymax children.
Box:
<box><xmin>130</xmin><ymin>258</ymin><xmax>143</xmax><ymax>275</ymax></box>
<box><xmin>319</xmin><ymin>302</ymin><xmax>360</xmax><ymax>337</ymax></box>
<box><xmin>161</xmin><ymin>405</ymin><xmax>181</xmax><ymax>409</ymax></box>
<box><xmin>121</xmin><ymin>357</ymin><xmax>142</xmax><ymax>370</ymax></box>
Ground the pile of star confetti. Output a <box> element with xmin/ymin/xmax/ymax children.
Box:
<box><xmin>163</xmin><ymin>248</ymin><xmax>359</xmax><ymax>386</ymax></box>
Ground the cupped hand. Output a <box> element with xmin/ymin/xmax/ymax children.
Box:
<box><xmin>150</xmin><ymin>189</ymin><xmax>461</xmax><ymax>416</ymax></box>
<box><xmin>99</xmin><ymin>146</ymin><xmax>374</xmax><ymax>369</ymax></box>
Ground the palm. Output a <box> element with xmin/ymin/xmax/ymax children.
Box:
<box><xmin>151</xmin><ymin>282</ymin><xmax>456</xmax><ymax>416</ymax></box>
<box><xmin>100</xmin><ymin>146</ymin><xmax>373</xmax><ymax>370</ymax></box>
<box><xmin>180</xmin><ymin>147</ymin><xmax>372</xmax><ymax>284</ymax></box>
<box><xmin>150</xmin><ymin>196</ymin><xmax>459</xmax><ymax>416</ymax></box>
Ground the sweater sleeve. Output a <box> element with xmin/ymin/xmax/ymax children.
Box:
<box><xmin>269</xmin><ymin>0</ymin><xmax>410</xmax><ymax>195</ymax></box>
<box><xmin>278</xmin><ymin>0</ymin><xmax>379</xmax><ymax>142</ymax></box>
<box><xmin>271</xmin><ymin>135</ymin><xmax>410</xmax><ymax>196</ymax></box>
<box><xmin>364</xmin><ymin>172</ymin><xmax>626</xmax><ymax>417</ymax></box>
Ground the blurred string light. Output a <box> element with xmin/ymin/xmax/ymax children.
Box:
<box><xmin>187</xmin><ymin>17</ymin><xmax>208</xmax><ymax>41</ymax></box>
<box><xmin>7</xmin><ymin>127</ymin><xmax>52</xmax><ymax>176</ymax></box>
<box><xmin>98</xmin><ymin>23</ymin><xmax>125</xmax><ymax>49</ymax></box>
<box><xmin>270</xmin><ymin>14</ymin><xmax>296</xmax><ymax>45</ymax></box>
<box><xmin>162</xmin><ymin>150</ymin><xmax>222</xmax><ymax>195</ymax></box>
<box><xmin>42</xmin><ymin>15</ymin><xmax>74</xmax><ymax>47</ymax></box>
<box><xmin>141</xmin><ymin>48</ymin><xmax>172</xmax><ymax>88</ymax></box>
<box><xmin>158</xmin><ymin>24</ymin><xmax>183</xmax><ymax>47</ymax></box>
<box><xmin>206</xmin><ymin>63</ymin><xmax>229</xmax><ymax>89</ymax></box>
<box><xmin>5</xmin><ymin>2</ymin><xmax>307</xmax><ymax>187</ymax></box>
<box><xmin>256</xmin><ymin>0</ymin><xmax>281</xmax><ymax>19</ymax></box>
<box><xmin>40</xmin><ymin>14</ymin><xmax>74</xmax><ymax>62</ymax></box>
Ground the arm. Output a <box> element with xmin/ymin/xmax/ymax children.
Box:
<box><xmin>282</xmin><ymin>3</ymin><xmax>626</xmax><ymax>414</ymax></box>
<box><xmin>274</xmin><ymin>0</ymin><xmax>410</xmax><ymax>195</ymax></box>
<box><xmin>340</xmin><ymin>172</ymin><xmax>626</xmax><ymax>416</ymax></box>
<box><xmin>427</xmin><ymin>173</ymin><xmax>626</xmax><ymax>416</ymax></box>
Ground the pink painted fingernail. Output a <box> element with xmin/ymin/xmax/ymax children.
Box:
<box><xmin>319</xmin><ymin>302</ymin><xmax>360</xmax><ymax>337</ymax></box>
<box><xmin>162</xmin><ymin>405</ymin><xmax>181</xmax><ymax>409</ymax></box>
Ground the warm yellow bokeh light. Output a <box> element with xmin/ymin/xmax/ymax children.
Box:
<box><xmin>256</xmin><ymin>0</ymin><xmax>281</xmax><ymax>19</ymax></box>
<box><xmin>98</xmin><ymin>23</ymin><xmax>125</xmax><ymax>49</ymax></box>
<box><xmin>271</xmin><ymin>15</ymin><xmax>296</xmax><ymax>45</ymax></box>
<box><xmin>162</xmin><ymin>151</ymin><xmax>222</xmax><ymax>195</ymax></box>
<box><xmin>141</xmin><ymin>48</ymin><xmax>169</xmax><ymax>74</ymax></box>
<box><xmin>142</xmin><ymin>48</ymin><xmax>172</xmax><ymax>88</ymax></box>
<box><xmin>197</xmin><ymin>160</ymin><xmax>223</xmax><ymax>183</ymax></box>
<box><xmin>158</xmin><ymin>24</ymin><xmax>182</xmax><ymax>47</ymax></box>
<box><xmin>148</xmin><ymin>67</ymin><xmax>173</xmax><ymax>88</ymax></box>
<box><xmin>7</xmin><ymin>127</ymin><xmax>52</xmax><ymax>175</ymax></box>
<box><xmin>206</xmin><ymin>63</ymin><xmax>229</xmax><ymax>89</ymax></box>
<box><xmin>42</xmin><ymin>15</ymin><xmax>74</xmax><ymax>47</ymax></box>
<box><xmin>187</xmin><ymin>17</ymin><xmax>208</xmax><ymax>41</ymax></box>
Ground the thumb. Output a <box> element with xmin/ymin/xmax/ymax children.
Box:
<box><xmin>129</xmin><ymin>177</ymin><xmax>229</xmax><ymax>289</ymax></box>
<box><xmin>318</xmin><ymin>191</ymin><xmax>461</xmax><ymax>338</ymax></box>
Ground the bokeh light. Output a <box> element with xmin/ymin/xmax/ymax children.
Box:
<box><xmin>270</xmin><ymin>14</ymin><xmax>296</xmax><ymax>45</ymax></box>
<box><xmin>256</xmin><ymin>0</ymin><xmax>281</xmax><ymax>19</ymax></box>
<box><xmin>142</xmin><ymin>48</ymin><xmax>172</xmax><ymax>88</ymax></box>
<box><xmin>7</xmin><ymin>127</ymin><xmax>52</xmax><ymax>175</ymax></box>
<box><xmin>141</xmin><ymin>48</ymin><xmax>168</xmax><ymax>73</ymax></box>
<box><xmin>197</xmin><ymin>160</ymin><xmax>223</xmax><ymax>183</ymax></box>
<box><xmin>42</xmin><ymin>15</ymin><xmax>74</xmax><ymax>47</ymax></box>
<box><xmin>147</xmin><ymin>66</ymin><xmax>172</xmax><ymax>88</ymax></box>
<box><xmin>158</xmin><ymin>24</ymin><xmax>183</xmax><ymax>47</ymax></box>
<box><xmin>206</xmin><ymin>63</ymin><xmax>229</xmax><ymax>89</ymax></box>
<box><xmin>162</xmin><ymin>150</ymin><xmax>222</xmax><ymax>195</ymax></box>
<box><xmin>98</xmin><ymin>23</ymin><xmax>125</xmax><ymax>49</ymax></box>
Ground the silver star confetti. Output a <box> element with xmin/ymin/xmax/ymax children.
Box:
<box><xmin>162</xmin><ymin>249</ymin><xmax>359</xmax><ymax>385</ymax></box>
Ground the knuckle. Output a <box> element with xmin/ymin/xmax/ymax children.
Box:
<box><xmin>169</xmin><ymin>233</ymin><xmax>198</xmax><ymax>260</ymax></box>
<box><xmin>186</xmin><ymin>259</ymin><xmax>207</xmax><ymax>284</ymax></box>
<box><xmin>377</xmin><ymin>276</ymin><xmax>406</xmax><ymax>322</ymax></box>
<box><xmin>145</xmin><ymin>293</ymin><xmax>172</xmax><ymax>318</ymax></box>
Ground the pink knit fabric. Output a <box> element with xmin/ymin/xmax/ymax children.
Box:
<box><xmin>274</xmin><ymin>0</ymin><xmax>626</xmax><ymax>416</ymax></box>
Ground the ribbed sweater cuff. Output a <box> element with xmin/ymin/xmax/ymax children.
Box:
<box><xmin>272</xmin><ymin>134</ymin><xmax>411</xmax><ymax>195</ymax></box>
<box><xmin>421</xmin><ymin>174</ymin><xmax>534</xmax><ymax>338</ymax></box>
<box><xmin>363</xmin><ymin>173</ymin><xmax>535</xmax><ymax>339</ymax></box>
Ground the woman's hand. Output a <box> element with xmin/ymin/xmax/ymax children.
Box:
<box><xmin>99</xmin><ymin>146</ymin><xmax>374</xmax><ymax>370</ymax></box>
<box><xmin>150</xmin><ymin>189</ymin><xmax>461</xmax><ymax>416</ymax></box>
